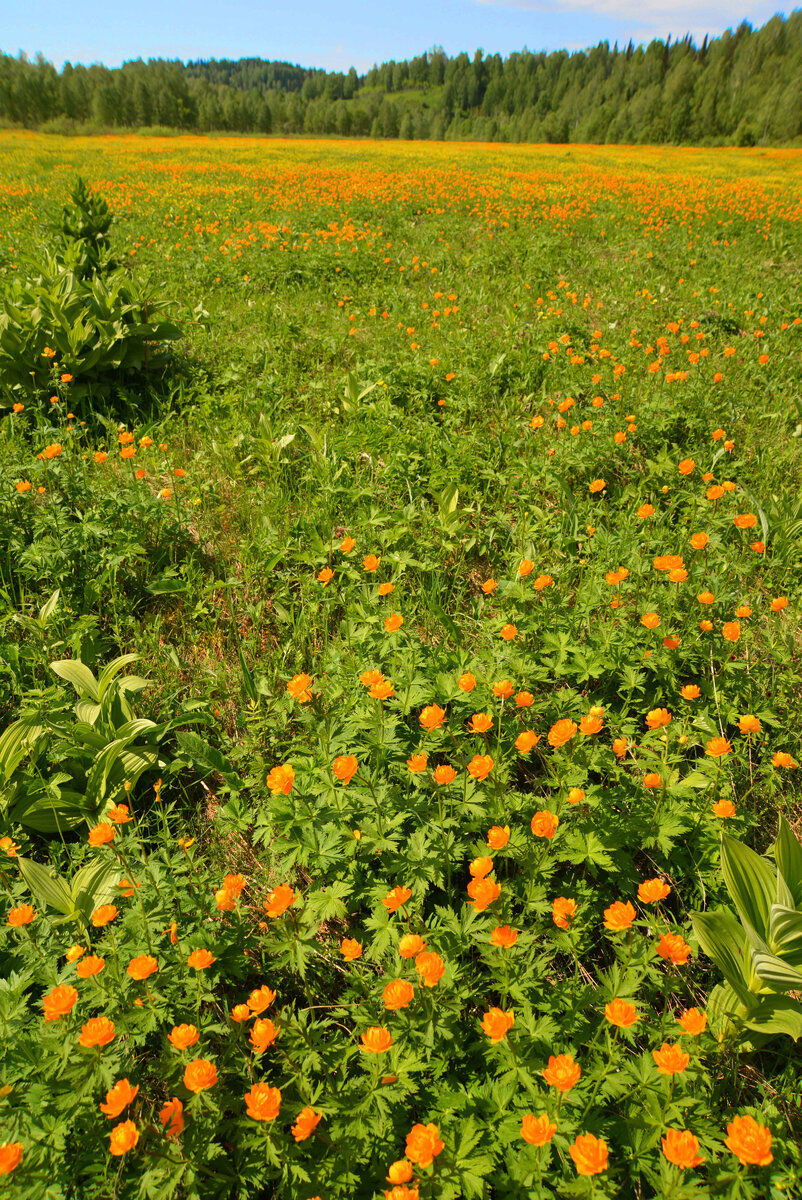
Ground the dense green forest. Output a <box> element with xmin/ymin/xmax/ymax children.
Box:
<box><xmin>2</xmin><ymin>12</ymin><xmax>801</xmax><ymax>144</ymax></box>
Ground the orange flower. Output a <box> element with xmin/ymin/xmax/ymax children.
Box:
<box><xmin>653</xmin><ymin>554</ymin><xmax>685</xmax><ymax>572</ymax></box>
<box><xmin>160</xmin><ymin>1097</ymin><xmax>184</xmax><ymax>1136</ymax></box>
<box><xmin>548</xmin><ymin>719</ymin><xmax>577</xmax><ymax>748</ymax></box>
<box><xmin>518</xmin><ymin>559</ymin><xmax>534</xmax><ymax>577</ymax></box>
<box><xmin>589</xmin><ymin>478</ymin><xmax>606</xmax><ymax>494</ymax></box>
<box><xmin>43</xmin><ymin>984</ymin><xmax>78</xmax><ymax>1022</ymax></box>
<box><xmin>92</xmin><ymin>904</ymin><xmax>119</xmax><ymax>929</ymax></box>
<box><xmin>725</xmin><ymin>1115</ymin><xmax>773</xmax><ymax>1166</ymax></box>
<box><xmin>487</xmin><ymin>825</ymin><xmax>510</xmax><ymax>849</ymax></box>
<box><xmin>690</xmin><ymin>532</ymin><xmax>709</xmax><ymax>549</ymax></box>
<box><xmin>681</xmin><ymin>685</ymin><xmax>700</xmax><ymax>700</ymax></box>
<box><xmin>773</xmin><ymin>751</ymin><xmax>798</xmax><ymax>769</ymax></box>
<box><xmin>652</xmin><ymin>1043</ymin><xmax>690</xmax><ymax>1075</ymax></box>
<box><xmin>339</xmin><ymin>536</ymin><xmax>356</xmax><ymax>553</ymax></box>
<box><xmin>481</xmin><ymin>578</ymin><xmax>498</xmax><ymax>594</ymax></box>
<box><xmin>370</xmin><ymin>679</ymin><xmax>395</xmax><ymax>699</ymax></box>
<box><xmin>245</xmin><ymin>1082</ymin><xmax>282</xmax><ymax>1121</ymax></box>
<box><xmin>699</xmin><ymin>619</ymin><xmax>713</xmax><ymax>632</ymax></box>
<box><xmin>542</xmin><ymin>1054</ymin><xmax>581</xmax><ymax>1092</ymax></box>
<box><xmin>383</xmin><ymin>886</ymin><xmax>412</xmax><ymax>914</ymax></box>
<box><xmin>332</xmin><ymin>754</ymin><xmax>359</xmax><ymax>784</ymax></box>
<box><xmin>317</xmin><ymin>567</ymin><xmax>334</xmax><ymax>585</ymax></box>
<box><xmin>722</xmin><ymin>621</ymin><xmax>740</xmax><ymax>643</ymax></box>
<box><xmin>662</xmin><ymin>1129</ymin><xmax>705</xmax><ymax>1169</ymax></box>
<box><xmin>678</xmin><ymin>458</ymin><xmax>695</xmax><ymax>475</ymax></box>
<box><xmin>657</xmin><ymin>933</ymin><xmax>692</xmax><ymax>965</ymax></box>
<box><xmin>360</xmin><ymin>1027</ymin><xmax>393</xmax><ymax>1053</ymax></box>
<box><xmin>638</xmin><ymin>878</ymin><xmax>671</xmax><ymax>904</ymax></box>
<box><xmin>76</xmin><ymin>955</ymin><xmax>105</xmax><ymax>979</ymax></box>
<box><xmin>515</xmin><ymin>690</ymin><xmax>534</xmax><ymax>707</ymax></box>
<box><xmin>407</xmin><ymin>752</ymin><xmax>428</xmax><ymax>773</ymax></box>
<box><xmin>7</xmin><ymin>904</ymin><xmax>36</xmax><ymax>927</ymax></box>
<box><xmin>500</xmin><ymin>623</ymin><xmax>517</xmax><ymax>641</ymax></box>
<box><xmin>641</xmin><ymin>612</ymin><xmax>661</xmax><ymax>629</ymax></box>
<box><xmin>467</xmin><ymin>754</ymin><xmax>493</xmax><ymax>782</ymax></box>
<box><xmin>533</xmin><ymin>574</ymin><xmax>554</xmax><ymax>591</ymax></box>
<box><xmin>405</xmin><ymin>1123</ymin><xmax>444</xmax><ymax>1168</ymax></box>
<box><xmin>127</xmin><ymin>955</ymin><xmax>158</xmax><ymax>981</ymax></box>
<box><xmin>250</xmin><ymin>1017</ymin><xmax>277</xmax><ymax>1052</ymax></box>
<box><xmin>88</xmin><ymin>821</ymin><xmax>116</xmax><ymax>847</ymax></box>
<box><xmin>387</xmin><ymin>1160</ymin><xmax>414</xmax><ymax>1185</ymax></box>
<box><xmin>168</xmin><ymin>1024</ymin><xmax>199</xmax><ymax>1050</ymax></box>
<box><xmin>530</xmin><ymin>811</ymin><xmax>559</xmax><ymax>839</ymax></box>
<box><xmin>264</xmin><ymin>884</ymin><xmax>297</xmax><ymax>918</ymax></box>
<box><xmin>432</xmin><ymin>764</ymin><xmax>457</xmax><ymax>785</ymax></box>
<box><xmin>467</xmin><ymin>877</ymin><xmax>501</xmax><ymax>912</ymax></box>
<box><xmin>247</xmin><ymin>985</ymin><xmax>277</xmax><ymax>1013</ymax></box>
<box><xmin>490</xmin><ymin>925</ymin><xmax>518</xmax><ymax>948</ymax></box>
<box><xmin>65</xmin><ymin>944</ymin><xmax>86</xmax><ymax>964</ymax></box>
<box><xmin>567</xmin><ymin>787</ymin><xmax>585</xmax><ymax>805</ymax></box>
<box><xmin>363</xmin><ymin>554</ymin><xmax>381</xmax><ymax>572</ymax></box>
<box><xmin>100</xmin><ymin>1079</ymin><xmax>139</xmax><ymax>1118</ymax></box>
<box><xmin>579</xmin><ymin>709</ymin><xmax>604</xmax><ymax>735</ymax></box>
<box><xmin>605</xmin><ymin>998</ymin><xmax>639</xmax><ymax>1027</ymax></box>
<box><xmin>187</xmin><ymin>949</ymin><xmax>215</xmax><ymax>971</ymax></box>
<box><xmin>292</xmin><ymin>1106</ymin><xmax>322</xmax><ymax>1142</ymax></box>
<box><xmin>570</xmin><ymin>1133</ymin><xmax>609</xmax><ymax>1176</ymax></box>
<box><xmin>415</xmin><ymin>950</ymin><xmax>445</xmax><ymax>987</ymax></box>
<box><xmin>341</xmin><ymin>937</ymin><xmax>363</xmax><ymax>961</ymax></box>
<box><xmin>184</xmin><ymin>1059</ymin><xmax>217</xmax><ymax>1093</ymax></box>
<box><xmin>645</xmin><ymin>708</ymin><xmax>672</xmax><ymax>729</ymax></box>
<box><xmin>398</xmin><ymin>933</ymin><xmax>427</xmax><ymax>958</ymax></box>
<box><xmin>677</xmin><ymin>1008</ymin><xmax>707</xmax><ymax>1035</ymax></box>
<box><xmin>481</xmin><ymin>1007</ymin><xmax>515</xmax><ymax>1042</ymax></box>
<box><xmin>457</xmin><ymin>672</ymin><xmax>476</xmax><ymax>691</ymax></box>
<box><xmin>287</xmin><ymin>673</ymin><xmax>313</xmax><ymax>703</ymax></box>
<box><xmin>492</xmin><ymin>679</ymin><xmax>515</xmax><ymax>699</ymax></box>
<box><xmin>470</xmin><ymin>856</ymin><xmax>494</xmax><ymax>879</ymax></box>
<box><xmin>383</xmin><ymin>979</ymin><xmax>415</xmax><ymax>1010</ymax></box>
<box><xmin>643</xmin><ymin>772</ymin><xmax>662</xmax><ymax>789</ymax></box>
<box><xmin>706</xmin><ymin>737</ymin><xmax>732</xmax><ymax>757</ymax></box>
<box><xmin>552</xmin><ymin>897</ymin><xmax>576</xmax><ymax>929</ymax></box>
<box><xmin>469</xmin><ymin>712</ymin><xmax>493</xmax><ymax>733</ymax></box>
<box><xmin>733</xmin><ymin>513</ymin><xmax>757</xmax><ymax>529</ymax></box>
<box><xmin>419</xmin><ymin>703</ymin><xmax>446</xmax><ymax>731</ymax></box>
<box><xmin>520</xmin><ymin>1114</ymin><xmax>557</xmax><ymax>1146</ymax></box>
<box><xmin>267</xmin><ymin>763</ymin><xmax>295</xmax><ymax>794</ymax></box>
<box><xmin>637</xmin><ymin>503</ymin><xmax>654</xmax><ymax>519</ymax></box>
<box><xmin>612</xmin><ymin>737</ymin><xmax>627</xmax><ymax>758</ymax></box>
<box><xmin>107</xmin><ymin>804</ymin><xmax>132</xmax><ymax>823</ymax></box>
<box><xmin>79</xmin><ymin>1017</ymin><xmax>116</xmax><ymax>1048</ymax></box>
<box><xmin>515</xmin><ymin>730</ymin><xmax>541</xmax><ymax>753</ymax></box>
<box><xmin>109</xmin><ymin>1120</ymin><xmax>138</xmax><ymax>1156</ymax></box>
<box><xmin>770</xmin><ymin>596</ymin><xmax>788</xmax><ymax>612</ymax></box>
<box><xmin>0</xmin><ymin>1144</ymin><xmax>23</xmax><ymax>1175</ymax></box>
<box><xmin>384</xmin><ymin>613</ymin><xmax>404</xmax><ymax>633</ymax></box>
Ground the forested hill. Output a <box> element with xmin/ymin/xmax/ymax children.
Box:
<box><xmin>2</xmin><ymin>12</ymin><xmax>801</xmax><ymax>145</ymax></box>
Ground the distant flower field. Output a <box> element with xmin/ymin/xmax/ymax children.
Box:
<box><xmin>0</xmin><ymin>133</ymin><xmax>801</xmax><ymax>1200</ymax></box>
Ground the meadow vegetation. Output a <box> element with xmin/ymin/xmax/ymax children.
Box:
<box><xmin>0</xmin><ymin>132</ymin><xmax>801</xmax><ymax>1199</ymax></box>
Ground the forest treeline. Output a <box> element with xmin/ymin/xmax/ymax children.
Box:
<box><xmin>2</xmin><ymin>12</ymin><xmax>801</xmax><ymax>145</ymax></box>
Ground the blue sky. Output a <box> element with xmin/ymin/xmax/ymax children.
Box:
<box><xmin>1</xmin><ymin>0</ymin><xmax>789</xmax><ymax>72</ymax></box>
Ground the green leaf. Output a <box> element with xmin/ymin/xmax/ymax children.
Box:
<box><xmin>720</xmin><ymin>833</ymin><xmax>776</xmax><ymax>942</ymax></box>
<box><xmin>50</xmin><ymin>659</ymin><xmax>100</xmax><ymax>701</ymax></box>
<box><xmin>690</xmin><ymin>909</ymin><xmax>756</xmax><ymax>1002</ymax></box>
<box><xmin>769</xmin><ymin>904</ymin><xmax>802</xmax><ymax>965</ymax></box>
<box><xmin>742</xmin><ymin>995</ymin><xmax>802</xmax><ymax>1041</ymax></box>
<box><xmin>752</xmin><ymin>950</ymin><xmax>802</xmax><ymax>992</ymax></box>
<box><xmin>174</xmin><ymin>731</ymin><xmax>240</xmax><ymax>786</ymax></box>
<box><xmin>17</xmin><ymin>856</ymin><xmax>72</xmax><ymax>915</ymax></box>
<box><xmin>776</xmin><ymin>816</ymin><xmax>802</xmax><ymax>908</ymax></box>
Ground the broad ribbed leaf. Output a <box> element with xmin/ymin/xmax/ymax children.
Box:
<box><xmin>720</xmin><ymin>834</ymin><xmax>776</xmax><ymax>942</ymax></box>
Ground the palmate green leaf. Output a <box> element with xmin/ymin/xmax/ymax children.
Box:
<box><xmin>720</xmin><ymin>833</ymin><xmax>777</xmax><ymax>943</ymax></box>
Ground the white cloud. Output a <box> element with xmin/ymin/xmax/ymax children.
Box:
<box><xmin>473</xmin><ymin>0</ymin><xmax>781</xmax><ymax>43</ymax></box>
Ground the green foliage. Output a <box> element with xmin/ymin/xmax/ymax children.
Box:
<box><xmin>693</xmin><ymin>823</ymin><xmax>802</xmax><ymax>1041</ymax></box>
